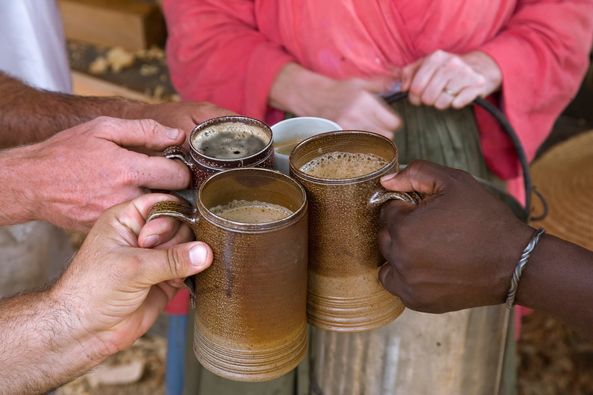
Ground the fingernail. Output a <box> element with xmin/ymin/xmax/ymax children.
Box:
<box><xmin>143</xmin><ymin>234</ymin><xmax>159</xmax><ymax>248</ymax></box>
<box><xmin>167</xmin><ymin>128</ymin><xmax>180</xmax><ymax>140</ymax></box>
<box><xmin>381</xmin><ymin>173</ymin><xmax>397</xmax><ymax>182</ymax></box>
<box><xmin>189</xmin><ymin>243</ymin><xmax>209</xmax><ymax>269</ymax></box>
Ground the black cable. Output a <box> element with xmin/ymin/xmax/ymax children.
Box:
<box><xmin>383</xmin><ymin>92</ymin><xmax>535</xmax><ymax>222</ymax></box>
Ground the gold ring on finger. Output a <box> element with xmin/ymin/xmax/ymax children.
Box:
<box><xmin>444</xmin><ymin>88</ymin><xmax>457</xmax><ymax>96</ymax></box>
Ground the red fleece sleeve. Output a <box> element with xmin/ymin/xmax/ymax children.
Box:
<box><xmin>477</xmin><ymin>0</ymin><xmax>593</xmax><ymax>179</ymax></box>
<box><xmin>163</xmin><ymin>0</ymin><xmax>294</xmax><ymax>121</ymax></box>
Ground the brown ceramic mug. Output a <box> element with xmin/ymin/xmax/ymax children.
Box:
<box><xmin>289</xmin><ymin>131</ymin><xmax>420</xmax><ymax>332</ymax></box>
<box><xmin>148</xmin><ymin>168</ymin><xmax>308</xmax><ymax>381</ymax></box>
<box><xmin>164</xmin><ymin>116</ymin><xmax>274</xmax><ymax>194</ymax></box>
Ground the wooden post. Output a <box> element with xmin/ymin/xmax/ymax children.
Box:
<box><xmin>309</xmin><ymin>307</ymin><xmax>508</xmax><ymax>394</ymax></box>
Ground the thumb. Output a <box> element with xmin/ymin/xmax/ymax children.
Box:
<box><xmin>138</xmin><ymin>241</ymin><xmax>213</xmax><ymax>285</ymax></box>
<box><xmin>380</xmin><ymin>160</ymin><xmax>449</xmax><ymax>195</ymax></box>
<box><xmin>93</xmin><ymin>117</ymin><xmax>186</xmax><ymax>150</ymax></box>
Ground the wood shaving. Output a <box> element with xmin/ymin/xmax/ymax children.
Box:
<box><xmin>106</xmin><ymin>47</ymin><xmax>135</xmax><ymax>73</ymax></box>
<box><xmin>135</xmin><ymin>46</ymin><xmax>165</xmax><ymax>61</ymax></box>
<box><xmin>152</xmin><ymin>85</ymin><xmax>165</xmax><ymax>100</ymax></box>
<box><xmin>139</xmin><ymin>64</ymin><xmax>159</xmax><ymax>77</ymax></box>
<box><xmin>57</xmin><ymin>335</ymin><xmax>166</xmax><ymax>395</ymax></box>
<box><xmin>518</xmin><ymin>311</ymin><xmax>593</xmax><ymax>395</ymax></box>
<box><xmin>89</xmin><ymin>57</ymin><xmax>108</xmax><ymax>75</ymax></box>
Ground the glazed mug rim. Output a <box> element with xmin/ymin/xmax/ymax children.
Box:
<box><xmin>289</xmin><ymin>130</ymin><xmax>397</xmax><ymax>185</ymax></box>
<box><xmin>197</xmin><ymin>167</ymin><xmax>308</xmax><ymax>232</ymax></box>
<box><xmin>189</xmin><ymin>115</ymin><xmax>274</xmax><ymax>164</ymax></box>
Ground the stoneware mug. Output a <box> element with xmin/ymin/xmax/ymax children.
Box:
<box><xmin>163</xmin><ymin>116</ymin><xmax>275</xmax><ymax>196</ymax></box>
<box><xmin>148</xmin><ymin>168</ymin><xmax>308</xmax><ymax>382</ymax></box>
<box><xmin>271</xmin><ymin>116</ymin><xmax>341</xmax><ymax>175</ymax></box>
<box><xmin>289</xmin><ymin>131</ymin><xmax>420</xmax><ymax>332</ymax></box>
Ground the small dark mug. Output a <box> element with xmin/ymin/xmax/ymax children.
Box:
<box><xmin>290</xmin><ymin>131</ymin><xmax>420</xmax><ymax>332</ymax></box>
<box><xmin>164</xmin><ymin>116</ymin><xmax>275</xmax><ymax>196</ymax></box>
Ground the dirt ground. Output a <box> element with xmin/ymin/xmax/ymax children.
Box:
<box><xmin>518</xmin><ymin>311</ymin><xmax>593</xmax><ymax>395</ymax></box>
<box><xmin>56</xmin><ymin>311</ymin><xmax>593</xmax><ymax>395</ymax></box>
<box><xmin>57</xmin><ymin>336</ymin><xmax>166</xmax><ymax>395</ymax></box>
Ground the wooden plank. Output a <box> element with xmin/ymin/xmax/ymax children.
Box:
<box><xmin>71</xmin><ymin>70</ymin><xmax>159</xmax><ymax>102</ymax></box>
<box><xmin>58</xmin><ymin>0</ymin><xmax>166</xmax><ymax>50</ymax></box>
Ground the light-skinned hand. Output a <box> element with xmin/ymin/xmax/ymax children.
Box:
<box><xmin>127</xmin><ymin>101</ymin><xmax>235</xmax><ymax>142</ymax></box>
<box><xmin>400</xmin><ymin>50</ymin><xmax>502</xmax><ymax>110</ymax></box>
<box><xmin>270</xmin><ymin>63</ymin><xmax>401</xmax><ymax>139</ymax></box>
<box><xmin>18</xmin><ymin>117</ymin><xmax>191</xmax><ymax>231</ymax></box>
<box><xmin>53</xmin><ymin>193</ymin><xmax>212</xmax><ymax>353</ymax></box>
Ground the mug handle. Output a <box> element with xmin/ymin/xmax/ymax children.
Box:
<box><xmin>163</xmin><ymin>145</ymin><xmax>197</xmax><ymax>173</ymax></box>
<box><xmin>148</xmin><ymin>200</ymin><xmax>200</xmax><ymax>307</ymax></box>
<box><xmin>369</xmin><ymin>189</ymin><xmax>422</xmax><ymax>206</ymax></box>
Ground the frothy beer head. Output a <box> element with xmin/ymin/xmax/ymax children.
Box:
<box><xmin>210</xmin><ymin>200</ymin><xmax>294</xmax><ymax>224</ymax></box>
<box><xmin>299</xmin><ymin>151</ymin><xmax>388</xmax><ymax>179</ymax></box>
<box><xmin>192</xmin><ymin>121</ymin><xmax>269</xmax><ymax>160</ymax></box>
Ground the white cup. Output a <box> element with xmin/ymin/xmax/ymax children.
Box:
<box><xmin>271</xmin><ymin>117</ymin><xmax>341</xmax><ymax>174</ymax></box>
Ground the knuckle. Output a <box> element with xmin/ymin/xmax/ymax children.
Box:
<box><xmin>94</xmin><ymin>116</ymin><xmax>120</xmax><ymax>129</ymax></box>
<box><xmin>399</xmin><ymin>287</ymin><xmax>420</xmax><ymax>309</ymax></box>
<box><xmin>166</xmin><ymin>247</ymin><xmax>187</xmax><ymax>278</ymax></box>
<box><xmin>87</xmin><ymin>116</ymin><xmax>116</xmax><ymax>134</ymax></box>
<box><xmin>435</xmin><ymin>100</ymin><xmax>449</xmax><ymax>110</ymax></box>
<box><xmin>383</xmin><ymin>207</ymin><xmax>403</xmax><ymax>232</ymax></box>
<box><xmin>431</xmin><ymin>49</ymin><xmax>447</xmax><ymax>60</ymax></box>
<box><xmin>402</xmin><ymin>67</ymin><xmax>414</xmax><ymax>81</ymax></box>
<box><xmin>395</xmin><ymin>254</ymin><xmax>413</xmax><ymax>278</ymax></box>
<box><xmin>176</xmin><ymin>165</ymin><xmax>191</xmax><ymax>185</ymax></box>
<box><xmin>445</xmin><ymin>57</ymin><xmax>460</xmax><ymax>69</ymax></box>
<box><xmin>139</xmin><ymin>118</ymin><xmax>160</xmax><ymax>133</ymax></box>
<box><xmin>378</xmin><ymin>228</ymin><xmax>393</xmax><ymax>260</ymax></box>
<box><xmin>452</xmin><ymin>98</ymin><xmax>464</xmax><ymax>109</ymax></box>
<box><xmin>92</xmin><ymin>115</ymin><xmax>112</xmax><ymax>125</ymax></box>
<box><xmin>123</xmin><ymin>254</ymin><xmax>143</xmax><ymax>278</ymax></box>
<box><xmin>421</xmin><ymin>92</ymin><xmax>436</xmax><ymax>105</ymax></box>
<box><xmin>448</xmin><ymin>167</ymin><xmax>471</xmax><ymax>183</ymax></box>
<box><xmin>409</xmin><ymin>81</ymin><xmax>423</xmax><ymax>95</ymax></box>
<box><xmin>409</xmin><ymin>159</ymin><xmax>429</xmax><ymax>176</ymax></box>
<box><xmin>121</xmin><ymin>168</ymin><xmax>141</xmax><ymax>185</ymax></box>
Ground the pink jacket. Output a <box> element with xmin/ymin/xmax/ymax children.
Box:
<box><xmin>164</xmin><ymin>0</ymin><xmax>593</xmax><ymax>181</ymax></box>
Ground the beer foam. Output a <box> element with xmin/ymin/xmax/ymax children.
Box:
<box><xmin>299</xmin><ymin>151</ymin><xmax>388</xmax><ymax>179</ymax></box>
<box><xmin>210</xmin><ymin>200</ymin><xmax>293</xmax><ymax>224</ymax></box>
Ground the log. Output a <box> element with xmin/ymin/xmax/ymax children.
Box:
<box><xmin>71</xmin><ymin>70</ymin><xmax>158</xmax><ymax>102</ymax></box>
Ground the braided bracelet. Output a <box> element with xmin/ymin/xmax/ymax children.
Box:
<box><xmin>505</xmin><ymin>227</ymin><xmax>545</xmax><ymax>309</ymax></box>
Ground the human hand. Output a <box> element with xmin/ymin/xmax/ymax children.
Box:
<box><xmin>377</xmin><ymin>161</ymin><xmax>531</xmax><ymax>313</ymax></box>
<box><xmin>20</xmin><ymin>117</ymin><xmax>191</xmax><ymax>231</ymax></box>
<box><xmin>52</xmin><ymin>193</ymin><xmax>212</xmax><ymax>353</ymax></box>
<box><xmin>401</xmin><ymin>50</ymin><xmax>502</xmax><ymax>110</ymax></box>
<box><xmin>270</xmin><ymin>63</ymin><xmax>400</xmax><ymax>139</ymax></box>
<box><xmin>128</xmin><ymin>101</ymin><xmax>235</xmax><ymax>138</ymax></box>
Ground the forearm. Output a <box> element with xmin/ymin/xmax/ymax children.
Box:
<box><xmin>0</xmin><ymin>290</ymin><xmax>109</xmax><ymax>394</ymax></box>
<box><xmin>0</xmin><ymin>72</ymin><xmax>143</xmax><ymax>147</ymax></box>
<box><xmin>515</xmin><ymin>233</ymin><xmax>593</xmax><ymax>335</ymax></box>
<box><xmin>0</xmin><ymin>145</ymin><xmax>37</xmax><ymax>225</ymax></box>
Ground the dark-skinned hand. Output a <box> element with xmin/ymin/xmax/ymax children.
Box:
<box><xmin>378</xmin><ymin>160</ymin><xmax>533</xmax><ymax>313</ymax></box>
